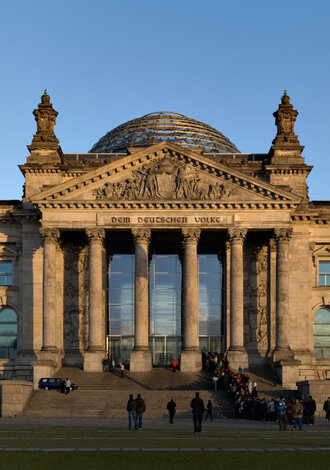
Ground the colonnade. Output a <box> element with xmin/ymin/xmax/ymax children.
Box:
<box><xmin>39</xmin><ymin>226</ymin><xmax>293</xmax><ymax>372</ymax></box>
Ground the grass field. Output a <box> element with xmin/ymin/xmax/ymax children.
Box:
<box><xmin>0</xmin><ymin>423</ymin><xmax>329</xmax><ymax>469</ymax></box>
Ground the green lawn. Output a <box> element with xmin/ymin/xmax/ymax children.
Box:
<box><xmin>0</xmin><ymin>425</ymin><xmax>329</xmax><ymax>469</ymax></box>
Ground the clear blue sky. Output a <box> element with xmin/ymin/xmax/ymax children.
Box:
<box><xmin>1</xmin><ymin>0</ymin><xmax>329</xmax><ymax>200</ymax></box>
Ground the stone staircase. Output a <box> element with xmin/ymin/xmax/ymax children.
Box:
<box><xmin>22</xmin><ymin>367</ymin><xmax>233</xmax><ymax>419</ymax></box>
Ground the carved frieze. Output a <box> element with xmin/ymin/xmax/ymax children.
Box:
<box><xmin>92</xmin><ymin>156</ymin><xmax>238</xmax><ymax>201</ymax></box>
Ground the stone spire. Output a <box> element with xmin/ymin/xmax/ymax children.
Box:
<box><xmin>270</xmin><ymin>90</ymin><xmax>304</xmax><ymax>156</ymax></box>
<box><xmin>27</xmin><ymin>90</ymin><xmax>62</xmax><ymax>163</ymax></box>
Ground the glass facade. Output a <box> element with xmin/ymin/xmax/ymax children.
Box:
<box><xmin>314</xmin><ymin>307</ymin><xmax>330</xmax><ymax>359</ymax></box>
<box><xmin>198</xmin><ymin>254</ymin><xmax>223</xmax><ymax>353</ymax></box>
<box><xmin>108</xmin><ymin>253</ymin><xmax>135</xmax><ymax>363</ymax></box>
<box><xmin>107</xmin><ymin>233</ymin><xmax>224</xmax><ymax>365</ymax></box>
<box><xmin>149</xmin><ymin>253</ymin><xmax>182</xmax><ymax>364</ymax></box>
<box><xmin>0</xmin><ymin>307</ymin><xmax>17</xmax><ymax>359</ymax></box>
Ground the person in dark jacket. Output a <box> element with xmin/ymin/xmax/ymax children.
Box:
<box><xmin>205</xmin><ymin>400</ymin><xmax>213</xmax><ymax>421</ymax></box>
<box><xmin>135</xmin><ymin>394</ymin><xmax>146</xmax><ymax>429</ymax></box>
<box><xmin>127</xmin><ymin>394</ymin><xmax>137</xmax><ymax>430</ymax></box>
<box><xmin>167</xmin><ymin>399</ymin><xmax>176</xmax><ymax>424</ymax></box>
<box><xmin>190</xmin><ymin>392</ymin><xmax>205</xmax><ymax>433</ymax></box>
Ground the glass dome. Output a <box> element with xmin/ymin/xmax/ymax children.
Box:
<box><xmin>89</xmin><ymin>112</ymin><xmax>239</xmax><ymax>154</ymax></box>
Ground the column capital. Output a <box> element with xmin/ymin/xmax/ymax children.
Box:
<box><xmin>86</xmin><ymin>228</ymin><xmax>105</xmax><ymax>242</ymax></box>
<box><xmin>274</xmin><ymin>227</ymin><xmax>293</xmax><ymax>243</ymax></box>
<box><xmin>227</xmin><ymin>227</ymin><xmax>247</xmax><ymax>242</ymax></box>
<box><xmin>40</xmin><ymin>227</ymin><xmax>60</xmax><ymax>243</ymax></box>
<box><xmin>131</xmin><ymin>228</ymin><xmax>151</xmax><ymax>245</ymax></box>
<box><xmin>182</xmin><ymin>228</ymin><xmax>201</xmax><ymax>246</ymax></box>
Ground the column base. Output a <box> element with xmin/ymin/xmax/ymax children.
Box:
<box><xmin>274</xmin><ymin>359</ymin><xmax>301</xmax><ymax>389</ymax></box>
<box><xmin>130</xmin><ymin>349</ymin><xmax>152</xmax><ymax>372</ymax></box>
<box><xmin>180</xmin><ymin>349</ymin><xmax>201</xmax><ymax>372</ymax></box>
<box><xmin>31</xmin><ymin>359</ymin><xmax>58</xmax><ymax>389</ymax></box>
<box><xmin>272</xmin><ymin>348</ymin><xmax>294</xmax><ymax>363</ymax></box>
<box><xmin>227</xmin><ymin>347</ymin><xmax>248</xmax><ymax>370</ymax></box>
<box><xmin>83</xmin><ymin>351</ymin><xmax>104</xmax><ymax>372</ymax></box>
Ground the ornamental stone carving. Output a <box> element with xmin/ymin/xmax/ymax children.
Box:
<box><xmin>244</xmin><ymin>243</ymin><xmax>269</xmax><ymax>353</ymax></box>
<box><xmin>274</xmin><ymin>227</ymin><xmax>293</xmax><ymax>243</ymax></box>
<box><xmin>63</xmin><ymin>242</ymin><xmax>89</xmax><ymax>352</ymax></box>
<box><xmin>182</xmin><ymin>228</ymin><xmax>201</xmax><ymax>246</ymax></box>
<box><xmin>40</xmin><ymin>228</ymin><xmax>60</xmax><ymax>244</ymax></box>
<box><xmin>92</xmin><ymin>156</ymin><xmax>238</xmax><ymax>201</ymax></box>
<box><xmin>131</xmin><ymin>228</ymin><xmax>151</xmax><ymax>245</ymax></box>
<box><xmin>228</xmin><ymin>227</ymin><xmax>247</xmax><ymax>242</ymax></box>
<box><xmin>86</xmin><ymin>229</ymin><xmax>105</xmax><ymax>242</ymax></box>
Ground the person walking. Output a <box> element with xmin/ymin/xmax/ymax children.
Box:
<box><xmin>190</xmin><ymin>392</ymin><xmax>205</xmax><ymax>433</ymax></box>
<box><xmin>135</xmin><ymin>393</ymin><xmax>146</xmax><ymax>429</ymax></box>
<box><xmin>120</xmin><ymin>362</ymin><xmax>125</xmax><ymax>378</ymax></box>
<box><xmin>323</xmin><ymin>397</ymin><xmax>330</xmax><ymax>421</ymax></box>
<box><xmin>167</xmin><ymin>398</ymin><xmax>176</xmax><ymax>424</ymax></box>
<box><xmin>292</xmin><ymin>398</ymin><xmax>304</xmax><ymax>430</ymax></box>
<box><xmin>127</xmin><ymin>394</ymin><xmax>137</xmax><ymax>430</ymax></box>
<box><xmin>277</xmin><ymin>397</ymin><xmax>287</xmax><ymax>430</ymax></box>
<box><xmin>64</xmin><ymin>377</ymin><xmax>71</xmax><ymax>395</ymax></box>
<box><xmin>111</xmin><ymin>358</ymin><xmax>115</xmax><ymax>374</ymax></box>
<box><xmin>205</xmin><ymin>400</ymin><xmax>213</xmax><ymax>421</ymax></box>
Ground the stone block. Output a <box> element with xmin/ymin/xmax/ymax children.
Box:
<box><xmin>227</xmin><ymin>348</ymin><xmax>248</xmax><ymax>370</ymax></box>
<box><xmin>83</xmin><ymin>351</ymin><xmax>104</xmax><ymax>373</ymax></box>
<box><xmin>180</xmin><ymin>350</ymin><xmax>202</xmax><ymax>372</ymax></box>
<box><xmin>275</xmin><ymin>359</ymin><xmax>301</xmax><ymax>389</ymax></box>
<box><xmin>32</xmin><ymin>361</ymin><xmax>57</xmax><ymax>389</ymax></box>
<box><xmin>129</xmin><ymin>350</ymin><xmax>152</xmax><ymax>372</ymax></box>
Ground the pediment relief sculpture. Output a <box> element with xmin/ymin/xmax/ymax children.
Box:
<box><xmin>92</xmin><ymin>156</ymin><xmax>240</xmax><ymax>201</ymax></box>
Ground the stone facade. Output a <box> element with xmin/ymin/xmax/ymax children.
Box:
<box><xmin>0</xmin><ymin>91</ymin><xmax>329</xmax><ymax>389</ymax></box>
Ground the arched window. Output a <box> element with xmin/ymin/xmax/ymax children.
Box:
<box><xmin>0</xmin><ymin>307</ymin><xmax>17</xmax><ymax>359</ymax></box>
<box><xmin>314</xmin><ymin>307</ymin><xmax>330</xmax><ymax>359</ymax></box>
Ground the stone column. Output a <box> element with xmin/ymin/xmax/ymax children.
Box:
<box><xmin>40</xmin><ymin>228</ymin><xmax>60</xmax><ymax>354</ymax></box>
<box><xmin>227</xmin><ymin>227</ymin><xmax>248</xmax><ymax>369</ymax></box>
<box><xmin>273</xmin><ymin>228</ymin><xmax>294</xmax><ymax>362</ymax></box>
<box><xmin>180</xmin><ymin>228</ymin><xmax>201</xmax><ymax>372</ymax></box>
<box><xmin>130</xmin><ymin>228</ymin><xmax>152</xmax><ymax>372</ymax></box>
<box><xmin>84</xmin><ymin>228</ymin><xmax>105</xmax><ymax>372</ymax></box>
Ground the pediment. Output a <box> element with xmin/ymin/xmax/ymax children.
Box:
<box><xmin>30</xmin><ymin>142</ymin><xmax>301</xmax><ymax>208</ymax></box>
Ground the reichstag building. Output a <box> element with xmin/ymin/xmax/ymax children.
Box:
<box><xmin>0</xmin><ymin>90</ymin><xmax>329</xmax><ymax>388</ymax></box>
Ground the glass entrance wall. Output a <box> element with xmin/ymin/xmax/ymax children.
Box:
<box><xmin>198</xmin><ymin>242</ymin><xmax>223</xmax><ymax>353</ymax></box>
<box><xmin>107</xmin><ymin>233</ymin><xmax>135</xmax><ymax>364</ymax></box>
<box><xmin>149</xmin><ymin>233</ymin><xmax>182</xmax><ymax>364</ymax></box>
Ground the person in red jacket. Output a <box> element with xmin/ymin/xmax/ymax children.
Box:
<box><xmin>171</xmin><ymin>359</ymin><xmax>177</xmax><ymax>372</ymax></box>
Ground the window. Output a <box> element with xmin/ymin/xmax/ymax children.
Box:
<box><xmin>319</xmin><ymin>261</ymin><xmax>330</xmax><ymax>286</ymax></box>
<box><xmin>0</xmin><ymin>261</ymin><xmax>12</xmax><ymax>286</ymax></box>
<box><xmin>0</xmin><ymin>307</ymin><xmax>17</xmax><ymax>359</ymax></box>
<box><xmin>314</xmin><ymin>307</ymin><xmax>330</xmax><ymax>359</ymax></box>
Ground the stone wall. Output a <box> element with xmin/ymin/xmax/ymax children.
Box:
<box><xmin>0</xmin><ymin>380</ymin><xmax>33</xmax><ymax>417</ymax></box>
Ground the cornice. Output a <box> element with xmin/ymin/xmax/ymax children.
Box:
<box><xmin>35</xmin><ymin>200</ymin><xmax>299</xmax><ymax>210</ymax></box>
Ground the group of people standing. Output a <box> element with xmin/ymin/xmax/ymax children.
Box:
<box><xmin>277</xmin><ymin>396</ymin><xmax>316</xmax><ymax>430</ymax></box>
<box><xmin>126</xmin><ymin>394</ymin><xmax>146</xmax><ymax>429</ymax></box>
